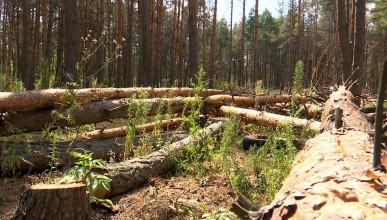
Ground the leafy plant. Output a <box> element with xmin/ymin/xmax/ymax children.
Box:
<box><xmin>59</xmin><ymin>151</ymin><xmax>113</xmax><ymax>206</ymax></box>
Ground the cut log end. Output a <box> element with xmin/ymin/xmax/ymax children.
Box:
<box><xmin>13</xmin><ymin>183</ymin><xmax>89</xmax><ymax>220</ymax></box>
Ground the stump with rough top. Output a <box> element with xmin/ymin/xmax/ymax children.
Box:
<box><xmin>13</xmin><ymin>183</ymin><xmax>89</xmax><ymax>220</ymax></box>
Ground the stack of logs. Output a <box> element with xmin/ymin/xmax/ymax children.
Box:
<box><xmin>3</xmin><ymin>86</ymin><xmax>385</xmax><ymax>219</ymax></box>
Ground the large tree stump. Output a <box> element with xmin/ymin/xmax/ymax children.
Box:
<box><xmin>13</xmin><ymin>183</ymin><xmax>89</xmax><ymax>220</ymax></box>
<box><xmin>251</xmin><ymin>88</ymin><xmax>387</xmax><ymax>219</ymax></box>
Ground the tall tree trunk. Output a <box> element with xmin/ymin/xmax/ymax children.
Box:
<box><xmin>209</xmin><ymin>0</ymin><xmax>217</xmax><ymax>88</ymax></box>
<box><xmin>33</xmin><ymin>0</ymin><xmax>41</xmax><ymax>82</ymax></box>
<box><xmin>64</xmin><ymin>0</ymin><xmax>80</xmax><ymax>82</ymax></box>
<box><xmin>240</xmin><ymin>0</ymin><xmax>246</xmax><ymax>85</ymax></box>
<box><xmin>289</xmin><ymin>0</ymin><xmax>295</xmax><ymax>86</ymax></box>
<box><xmin>124</xmin><ymin>0</ymin><xmax>134</xmax><ymax>87</ymax></box>
<box><xmin>115</xmin><ymin>0</ymin><xmax>123</xmax><ymax>87</ymax></box>
<box><xmin>178</xmin><ymin>0</ymin><xmax>185</xmax><ymax>86</ymax></box>
<box><xmin>253</xmin><ymin>0</ymin><xmax>259</xmax><ymax>83</ymax></box>
<box><xmin>55</xmin><ymin>0</ymin><xmax>65</xmax><ymax>87</ymax></box>
<box><xmin>171</xmin><ymin>0</ymin><xmax>178</xmax><ymax>85</ymax></box>
<box><xmin>201</xmin><ymin>0</ymin><xmax>206</xmax><ymax>72</ymax></box>
<box><xmin>337</xmin><ymin>0</ymin><xmax>352</xmax><ymax>82</ymax></box>
<box><xmin>229</xmin><ymin>0</ymin><xmax>233</xmax><ymax>82</ymax></box>
<box><xmin>138</xmin><ymin>0</ymin><xmax>151</xmax><ymax>86</ymax></box>
<box><xmin>188</xmin><ymin>0</ymin><xmax>198</xmax><ymax>81</ymax></box>
<box><xmin>351</xmin><ymin>0</ymin><xmax>365</xmax><ymax>101</ymax></box>
<box><xmin>96</xmin><ymin>0</ymin><xmax>105</xmax><ymax>85</ymax></box>
<box><xmin>297</xmin><ymin>0</ymin><xmax>303</xmax><ymax>61</ymax></box>
<box><xmin>21</xmin><ymin>0</ymin><xmax>34</xmax><ymax>90</ymax></box>
<box><xmin>150</xmin><ymin>0</ymin><xmax>156</xmax><ymax>86</ymax></box>
<box><xmin>155</xmin><ymin>0</ymin><xmax>164</xmax><ymax>86</ymax></box>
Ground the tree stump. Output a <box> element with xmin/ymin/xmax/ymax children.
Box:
<box><xmin>13</xmin><ymin>183</ymin><xmax>89</xmax><ymax>220</ymax></box>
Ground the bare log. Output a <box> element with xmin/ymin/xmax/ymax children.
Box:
<box><xmin>78</xmin><ymin>118</ymin><xmax>184</xmax><ymax>141</ymax></box>
<box><xmin>0</xmin><ymin>133</ymin><xmax>188</xmax><ymax>173</ymax></box>
<box><xmin>250</xmin><ymin>88</ymin><xmax>387</xmax><ymax>219</ymax></box>
<box><xmin>205</xmin><ymin>94</ymin><xmax>291</xmax><ymax>109</ymax></box>
<box><xmin>12</xmin><ymin>183</ymin><xmax>89</xmax><ymax>220</ymax></box>
<box><xmin>92</xmin><ymin>121</ymin><xmax>225</xmax><ymax>199</ymax></box>
<box><xmin>220</xmin><ymin>106</ymin><xmax>321</xmax><ymax>132</ymax></box>
<box><xmin>0</xmin><ymin>87</ymin><xmax>224</xmax><ymax>113</ymax></box>
<box><xmin>0</xmin><ymin>97</ymin><xmax>193</xmax><ymax>136</ymax></box>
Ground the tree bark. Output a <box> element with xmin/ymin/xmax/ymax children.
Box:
<box><xmin>21</xmin><ymin>0</ymin><xmax>34</xmax><ymax>90</ymax></box>
<box><xmin>248</xmin><ymin>88</ymin><xmax>386</xmax><ymax>219</ymax></box>
<box><xmin>0</xmin><ymin>133</ymin><xmax>188</xmax><ymax>173</ymax></box>
<box><xmin>337</xmin><ymin>0</ymin><xmax>352</xmax><ymax>82</ymax></box>
<box><xmin>12</xmin><ymin>183</ymin><xmax>89</xmax><ymax>220</ymax></box>
<box><xmin>94</xmin><ymin>121</ymin><xmax>225</xmax><ymax>199</ymax></box>
<box><xmin>64</xmin><ymin>0</ymin><xmax>80</xmax><ymax>82</ymax></box>
<box><xmin>219</xmin><ymin>106</ymin><xmax>321</xmax><ymax>132</ymax></box>
<box><xmin>0</xmin><ymin>87</ymin><xmax>224</xmax><ymax>113</ymax></box>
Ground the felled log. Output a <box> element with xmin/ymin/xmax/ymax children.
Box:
<box><xmin>92</xmin><ymin>121</ymin><xmax>224</xmax><ymax>199</ymax></box>
<box><xmin>250</xmin><ymin>87</ymin><xmax>387</xmax><ymax>219</ymax></box>
<box><xmin>204</xmin><ymin>94</ymin><xmax>291</xmax><ymax>109</ymax></box>
<box><xmin>220</xmin><ymin>106</ymin><xmax>321</xmax><ymax>132</ymax></box>
<box><xmin>0</xmin><ymin>97</ymin><xmax>193</xmax><ymax>136</ymax></box>
<box><xmin>78</xmin><ymin>118</ymin><xmax>184</xmax><ymax>141</ymax></box>
<box><xmin>0</xmin><ymin>87</ymin><xmax>223</xmax><ymax>113</ymax></box>
<box><xmin>12</xmin><ymin>183</ymin><xmax>89</xmax><ymax>220</ymax></box>
<box><xmin>0</xmin><ymin>133</ymin><xmax>188</xmax><ymax>173</ymax></box>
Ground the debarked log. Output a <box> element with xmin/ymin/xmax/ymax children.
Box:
<box><xmin>248</xmin><ymin>88</ymin><xmax>387</xmax><ymax>219</ymax></box>
<box><xmin>204</xmin><ymin>94</ymin><xmax>292</xmax><ymax>109</ymax></box>
<box><xmin>93</xmin><ymin>121</ymin><xmax>225</xmax><ymax>199</ymax></box>
<box><xmin>0</xmin><ymin>87</ymin><xmax>224</xmax><ymax>113</ymax></box>
<box><xmin>0</xmin><ymin>133</ymin><xmax>188</xmax><ymax>173</ymax></box>
<box><xmin>0</xmin><ymin>97</ymin><xmax>194</xmax><ymax>136</ymax></box>
<box><xmin>220</xmin><ymin>106</ymin><xmax>321</xmax><ymax>132</ymax></box>
<box><xmin>78</xmin><ymin>118</ymin><xmax>184</xmax><ymax>141</ymax></box>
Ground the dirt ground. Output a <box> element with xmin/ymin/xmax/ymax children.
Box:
<box><xmin>0</xmin><ymin>171</ymin><xmax>237</xmax><ymax>220</ymax></box>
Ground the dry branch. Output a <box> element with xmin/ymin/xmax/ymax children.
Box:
<box><xmin>249</xmin><ymin>88</ymin><xmax>387</xmax><ymax>219</ymax></box>
<box><xmin>78</xmin><ymin>118</ymin><xmax>184</xmax><ymax>141</ymax></box>
<box><xmin>220</xmin><ymin>106</ymin><xmax>321</xmax><ymax>132</ymax></box>
<box><xmin>0</xmin><ymin>133</ymin><xmax>188</xmax><ymax>173</ymax></box>
<box><xmin>92</xmin><ymin>121</ymin><xmax>225</xmax><ymax>199</ymax></box>
<box><xmin>0</xmin><ymin>87</ymin><xmax>223</xmax><ymax>113</ymax></box>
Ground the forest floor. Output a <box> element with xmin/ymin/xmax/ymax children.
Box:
<box><xmin>0</xmin><ymin>150</ymin><xmax>256</xmax><ymax>220</ymax></box>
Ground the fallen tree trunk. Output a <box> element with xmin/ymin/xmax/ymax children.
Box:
<box><xmin>92</xmin><ymin>121</ymin><xmax>225</xmax><ymax>199</ymax></box>
<box><xmin>204</xmin><ymin>94</ymin><xmax>292</xmax><ymax>109</ymax></box>
<box><xmin>0</xmin><ymin>87</ymin><xmax>224</xmax><ymax>113</ymax></box>
<box><xmin>249</xmin><ymin>87</ymin><xmax>387</xmax><ymax>219</ymax></box>
<box><xmin>219</xmin><ymin>106</ymin><xmax>321</xmax><ymax>132</ymax></box>
<box><xmin>0</xmin><ymin>133</ymin><xmax>188</xmax><ymax>173</ymax></box>
<box><xmin>0</xmin><ymin>97</ymin><xmax>193</xmax><ymax>136</ymax></box>
<box><xmin>78</xmin><ymin>118</ymin><xmax>184</xmax><ymax>141</ymax></box>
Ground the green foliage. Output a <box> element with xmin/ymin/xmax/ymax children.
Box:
<box><xmin>1</xmin><ymin>148</ymin><xmax>20</xmax><ymax>177</ymax></box>
<box><xmin>249</xmin><ymin>127</ymin><xmax>297</xmax><ymax>200</ymax></box>
<box><xmin>174</xmin><ymin>69</ymin><xmax>218</xmax><ymax>175</ymax></box>
<box><xmin>291</xmin><ymin>60</ymin><xmax>304</xmax><ymax>117</ymax></box>
<box><xmin>125</xmin><ymin>91</ymin><xmax>151</xmax><ymax>159</ymax></box>
<box><xmin>59</xmin><ymin>151</ymin><xmax>113</xmax><ymax>205</ymax></box>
